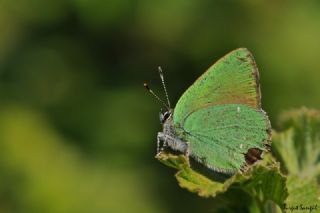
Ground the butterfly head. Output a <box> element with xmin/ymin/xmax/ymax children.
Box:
<box><xmin>159</xmin><ymin>109</ymin><xmax>173</xmax><ymax>124</ymax></box>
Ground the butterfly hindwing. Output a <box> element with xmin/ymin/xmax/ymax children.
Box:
<box><xmin>177</xmin><ymin>104</ymin><xmax>269</xmax><ymax>173</ymax></box>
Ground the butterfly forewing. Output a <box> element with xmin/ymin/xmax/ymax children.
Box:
<box><xmin>173</xmin><ymin>48</ymin><xmax>261</xmax><ymax>126</ymax></box>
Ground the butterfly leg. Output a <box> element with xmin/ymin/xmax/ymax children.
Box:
<box><xmin>157</xmin><ymin>132</ymin><xmax>164</xmax><ymax>155</ymax></box>
<box><xmin>157</xmin><ymin>132</ymin><xmax>170</xmax><ymax>154</ymax></box>
<box><xmin>162</xmin><ymin>136</ymin><xmax>168</xmax><ymax>151</ymax></box>
<box><xmin>184</xmin><ymin>142</ymin><xmax>190</xmax><ymax>166</ymax></box>
<box><xmin>157</xmin><ymin>132</ymin><xmax>161</xmax><ymax>154</ymax></box>
<box><xmin>184</xmin><ymin>142</ymin><xmax>190</xmax><ymax>157</ymax></box>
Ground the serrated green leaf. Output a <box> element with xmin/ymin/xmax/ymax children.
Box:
<box><xmin>272</xmin><ymin>129</ymin><xmax>299</xmax><ymax>175</ymax></box>
<box><xmin>234</xmin><ymin>154</ymin><xmax>288</xmax><ymax>211</ymax></box>
<box><xmin>272</xmin><ymin>107</ymin><xmax>320</xmax><ymax>212</ymax></box>
<box><xmin>156</xmin><ymin>152</ymin><xmax>287</xmax><ymax>211</ymax></box>
<box><xmin>156</xmin><ymin>153</ymin><xmax>228</xmax><ymax>197</ymax></box>
<box><xmin>273</xmin><ymin>107</ymin><xmax>320</xmax><ymax>178</ymax></box>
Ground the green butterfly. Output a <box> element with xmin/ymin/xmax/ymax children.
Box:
<box><xmin>145</xmin><ymin>48</ymin><xmax>271</xmax><ymax>174</ymax></box>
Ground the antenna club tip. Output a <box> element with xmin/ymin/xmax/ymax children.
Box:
<box><xmin>143</xmin><ymin>82</ymin><xmax>150</xmax><ymax>90</ymax></box>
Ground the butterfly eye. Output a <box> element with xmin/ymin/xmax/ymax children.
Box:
<box><xmin>163</xmin><ymin>111</ymin><xmax>171</xmax><ymax>121</ymax></box>
<box><xmin>159</xmin><ymin>111</ymin><xmax>171</xmax><ymax>124</ymax></box>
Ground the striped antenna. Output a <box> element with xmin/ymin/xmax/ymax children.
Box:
<box><xmin>144</xmin><ymin>82</ymin><xmax>169</xmax><ymax>110</ymax></box>
<box><xmin>158</xmin><ymin>66</ymin><xmax>171</xmax><ymax>108</ymax></box>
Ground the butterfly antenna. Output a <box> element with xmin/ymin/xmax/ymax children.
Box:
<box><xmin>144</xmin><ymin>82</ymin><xmax>170</xmax><ymax>110</ymax></box>
<box><xmin>158</xmin><ymin>66</ymin><xmax>171</xmax><ymax>108</ymax></box>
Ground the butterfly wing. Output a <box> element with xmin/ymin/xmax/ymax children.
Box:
<box><xmin>173</xmin><ymin>48</ymin><xmax>271</xmax><ymax>173</ymax></box>
<box><xmin>180</xmin><ymin>104</ymin><xmax>270</xmax><ymax>173</ymax></box>
<box><xmin>173</xmin><ymin>48</ymin><xmax>261</xmax><ymax>126</ymax></box>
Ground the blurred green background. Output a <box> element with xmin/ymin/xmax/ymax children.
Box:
<box><xmin>0</xmin><ymin>0</ymin><xmax>320</xmax><ymax>212</ymax></box>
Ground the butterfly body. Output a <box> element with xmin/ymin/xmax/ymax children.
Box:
<box><xmin>157</xmin><ymin>113</ymin><xmax>188</xmax><ymax>155</ymax></box>
<box><xmin>156</xmin><ymin>48</ymin><xmax>271</xmax><ymax>174</ymax></box>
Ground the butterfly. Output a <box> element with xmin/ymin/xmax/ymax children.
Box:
<box><xmin>145</xmin><ymin>48</ymin><xmax>271</xmax><ymax>174</ymax></box>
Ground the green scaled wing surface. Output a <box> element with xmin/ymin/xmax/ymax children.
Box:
<box><xmin>173</xmin><ymin>48</ymin><xmax>271</xmax><ymax>173</ymax></box>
